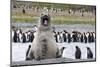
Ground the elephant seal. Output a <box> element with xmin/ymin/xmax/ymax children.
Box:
<box><xmin>26</xmin><ymin>13</ymin><xmax>64</xmax><ymax>60</ymax></box>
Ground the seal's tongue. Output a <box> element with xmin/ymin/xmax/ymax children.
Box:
<box><xmin>43</xmin><ymin>19</ymin><xmax>48</xmax><ymax>26</ymax></box>
<box><xmin>44</xmin><ymin>20</ymin><xmax>48</xmax><ymax>25</ymax></box>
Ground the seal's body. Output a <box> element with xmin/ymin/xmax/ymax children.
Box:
<box><xmin>31</xmin><ymin>29</ymin><xmax>58</xmax><ymax>60</ymax></box>
<box><xmin>26</xmin><ymin>13</ymin><xmax>62</xmax><ymax>60</ymax></box>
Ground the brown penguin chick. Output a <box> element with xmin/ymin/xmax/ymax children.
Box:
<box><xmin>75</xmin><ymin>46</ymin><xmax>81</xmax><ymax>59</ymax></box>
<box><xmin>87</xmin><ymin>47</ymin><xmax>93</xmax><ymax>59</ymax></box>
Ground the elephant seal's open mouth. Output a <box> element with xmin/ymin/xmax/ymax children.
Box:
<box><xmin>41</xmin><ymin>15</ymin><xmax>50</xmax><ymax>26</ymax></box>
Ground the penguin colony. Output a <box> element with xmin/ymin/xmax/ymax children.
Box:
<box><xmin>53</xmin><ymin>30</ymin><xmax>95</xmax><ymax>43</ymax></box>
<box><xmin>12</xmin><ymin>29</ymin><xmax>95</xmax><ymax>43</ymax></box>
<box><xmin>12</xmin><ymin>29</ymin><xmax>94</xmax><ymax>59</ymax></box>
<box><xmin>12</xmin><ymin>29</ymin><xmax>34</xmax><ymax>43</ymax></box>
